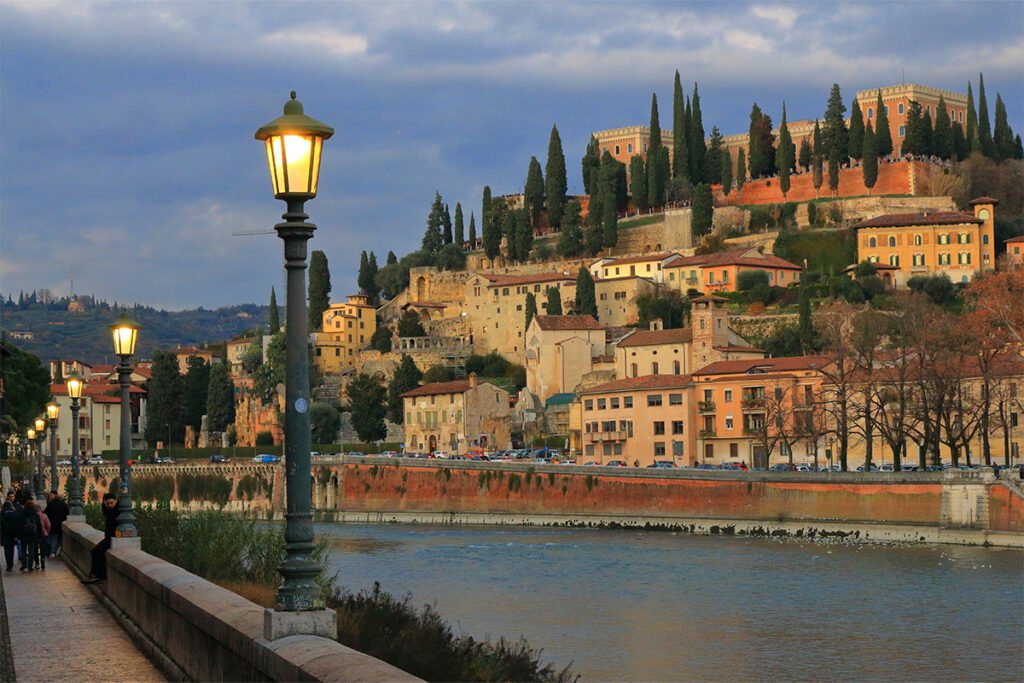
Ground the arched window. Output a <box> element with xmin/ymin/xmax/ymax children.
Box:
<box><xmin>888</xmin><ymin>236</ymin><xmax>897</xmax><ymax>247</ymax></box>
<box><xmin>652</xmin><ymin>362</ymin><xmax>659</xmax><ymax>375</ymax></box>
<box><xmin>868</xmin><ymin>107</ymin><xmax>874</xmax><ymax>120</ymax></box>
<box><xmin>627</xmin><ymin>143</ymin><xmax>633</xmax><ymax>154</ymax></box>
<box><xmin>899</xmin><ymin>125</ymin><xmax>906</xmax><ymax>137</ymax></box>
<box><xmin>630</xmin><ymin>363</ymin><xmax>638</xmax><ymax>378</ymax></box>
<box><xmin>868</xmin><ymin>237</ymin><xmax>877</xmax><ymax>248</ymax></box>
<box><xmin>983</xmin><ymin>234</ymin><xmax>989</xmax><ymax>245</ymax></box>
<box><xmin>914</xmin><ymin>234</ymin><xmax>922</xmax><ymax>246</ymax></box>
<box><xmin>889</xmin><ymin>255</ymin><xmax>900</xmax><ymax>266</ymax></box>
<box><xmin>673</xmin><ymin>360</ymin><xmax>681</xmax><ymax>374</ymax></box>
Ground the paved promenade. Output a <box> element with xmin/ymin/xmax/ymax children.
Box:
<box><xmin>0</xmin><ymin>556</ymin><xmax>164</xmax><ymax>682</ymax></box>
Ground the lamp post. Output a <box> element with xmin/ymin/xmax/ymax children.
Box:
<box><xmin>26</xmin><ymin>429</ymin><xmax>36</xmax><ymax>496</ymax></box>
<box><xmin>47</xmin><ymin>401</ymin><xmax>59</xmax><ymax>495</ymax></box>
<box><xmin>34</xmin><ymin>417</ymin><xmax>46</xmax><ymax>496</ymax></box>
<box><xmin>66</xmin><ymin>371</ymin><xmax>86</xmax><ymax>518</ymax></box>
<box><xmin>111</xmin><ymin>312</ymin><xmax>140</xmax><ymax>540</ymax></box>
<box><xmin>255</xmin><ymin>92</ymin><xmax>334</xmax><ymax>629</ymax></box>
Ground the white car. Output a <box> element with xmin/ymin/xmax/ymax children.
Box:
<box><xmin>87</xmin><ymin>456</ymin><xmax>104</xmax><ymax>465</ymax></box>
<box><xmin>431</xmin><ymin>451</ymin><xmax>448</xmax><ymax>459</ymax></box>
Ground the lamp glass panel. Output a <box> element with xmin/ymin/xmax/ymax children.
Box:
<box><xmin>112</xmin><ymin>325</ymin><xmax>138</xmax><ymax>356</ymax></box>
<box><xmin>47</xmin><ymin>403</ymin><xmax>59</xmax><ymax>419</ymax></box>
<box><xmin>67</xmin><ymin>377</ymin><xmax>83</xmax><ymax>399</ymax></box>
<box><xmin>35</xmin><ymin>418</ymin><xmax>46</xmax><ymax>432</ymax></box>
<box><xmin>27</xmin><ymin>429</ymin><xmax>35</xmax><ymax>439</ymax></box>
<box><xmin>267</xmin><ymin>137</ymin><xmax>285</xmax><ymax>196</ymax></box>
<box><xmin>310</xmin><ymin>136</ymin><xmax>323</xmax><ymax>195</ymax></box>
<box><xmin>283</xmin><ymin>134</ymin><xmax>314</xmax><ymax>195</ymax></box>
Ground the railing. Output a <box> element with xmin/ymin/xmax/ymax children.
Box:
<box><xmin>584</xmin><ymin>431</ymin><xmax>627</xmax><ymax>443</ymax></box>
<box><xmin>743</xmin><ymin>426</ymin><xmax>764</xmax><ymax>436</ymax></box>
<box><xmin>698</xmin><ymin>400</ymin><xmax>716</xmax><ymax>413</ymax></box>
<box><xmin>699</xmin><ymin>429</ymin><xmax>716</xmax><ymax>438</ymax></box>
<box><xmin>741</xmin><ymin>397</ymin><xmax>766</xmax><ymax>410</ymax></box>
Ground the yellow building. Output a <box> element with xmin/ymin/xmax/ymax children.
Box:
<box><xmin>1005</xmin><ymin>236</ymin><xmax>1024</xmax><ymax>271</ymax></box>
<box><xmin>593</xmin><ymin>275</ymin><xmax>658</xmax><ymax>327</ymax></box>
<box><xmin>173</xmin><ymin>345</ymin><xmax>214</xmax><ymax>374</ymax></box>
<box><xmin>313</xmin><ymin>293</ymin><xmax>377</xmax><ymax>375</ymax></box>
<box><xmin>854</xmin><ymin>197</ymin><xmax>997</xmax><ymax>288</ymax></box>
<box><xmin>589</xmin><ymin>252</ymin><xmax>678</xmax><ymax>283</ymax></box>
<box><xmin>524</xmin><ymin>315</ymin><xmax>606</xmax><ymax>402</ymax></box>
<box><xmin>401</xmin><ymin>374</ymin><xmax>511</xmax><ymax>454</ymax></box>
<box><xmin>226</xmin><ymin>335</ymin><xmax>255</xmax><ymax>376</ymax></box>
<box><xmin>663</xmin><ymin>249</ymin><xmax>802</xmax><ymax>294</ymax></box>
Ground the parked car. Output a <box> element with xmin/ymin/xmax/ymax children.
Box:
<box><xmin>648</xmin><ymin>460</ymin><xmax>676</xmax><ymax>469</ymax></box>
<box><xmin>87</xmin><ymin>456</ymin><xmax>105</xmax><ymax>465</ymax></box>
<box><xmin>347</xmin><ymin>451</ymin><xmax>366</xmax><ymax>457</ymax></box>
<box><xmin>379</xmin><ymin>451</ymin><xmax>398</xmax><ymax>457</ymax></box>
<box><xmin>795</xmin><ymin>464</ymin><xmax>814</xmax><ymax>472</ymax></box>
<box><xmin>252</xmin><ymin>454</ymin><xmax>280</xmax><ymax>463</ymax></box>
<box><xmin>879</xmin><ymin>464</ymin><xmax>895</xmax><ymax>472</ymax></box>
<box><xmin>430</xmin><ymin>451</ymin><xmax>448</xmax><ymax>459</ymax></box>
<box><xmin>210</xmin><ymin>454</ymin><xmax>230</xmax><ymax>464</ymax></box>
<box><xmin>770</xmin><ymin>463</ymin><xmax>795</xmax><ymax>472</ymax></box>
<box><xmin>583</xmin><ymin>461</ymin><xmax>598</xmax><ymax>466</ymax></box>
<box><xmin>695</xmin><ymin>463</ymin><xmax>719</xmax><ymax>470</ymax></box>
<box><xmin>469</xmin><ymin>454</ymin><xmax>490</xmax><ymax>461</ymax></box>
<box><xmin>57</xmin><ymin>458</ymin><xmax>72</xmax><ymax>465</ymax></box>
<box><xmin>605</xmin><ymin>460</ymin><xmax>627</xmax><ymax>467</ymax></box>
<box><xmin>721</xmin><ymin>461</ymin><xmax>749</xmax><ymax>471</ymax></box>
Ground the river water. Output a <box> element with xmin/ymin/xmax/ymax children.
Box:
<box><xmin>315</xmin><ymin>523</ymin><xmax>1023</xmax><ymax>682</ymax></box>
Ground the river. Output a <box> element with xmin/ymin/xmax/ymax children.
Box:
<box><xmin>315</xmin><ymin>523</ymin><xmax>1023</xmax><ymax>682</ymax></box>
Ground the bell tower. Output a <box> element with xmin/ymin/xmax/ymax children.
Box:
<box><xmin>691</xmin><ymin>295</ymin><xmax>729</xmax><ymax>370</ymax></box>
<box><xmin>969</xmin><ymin>196</ymin><xmax>998</xmax><ymax>272</ymax></box>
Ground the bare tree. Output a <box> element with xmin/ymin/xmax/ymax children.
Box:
<box><xmin>815</xmin><ymin>302</ymin><xmax>863</xmax><ymax>471</ymax></box>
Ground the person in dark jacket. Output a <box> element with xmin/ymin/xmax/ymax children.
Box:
<box><xmin>44</xmin><ymin>490</ymin><xmax>69</xmax><ymax>557</ymax></box>
<box><xmin>82</xmin><ymin>493</ymin><xmax>117</xmax><ymax>583</ymax></box>
<box><xmin>19</xmin><ymin>499</ymin><xmax>42</xmax><ymax>571</ymax></box>
<box><xmin>1</xmin><ymin>501</ymin><xmax>21</xmax><ymax>571</ymax></box>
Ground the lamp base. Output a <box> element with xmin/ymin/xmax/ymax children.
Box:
<box><xmin>67</xmin><ymin>514</ymin><xmax>86</xmax><ymax>523</ymax></box>
<box><xmin>110</xmin><ymin>536</ymin><xmax>142</xmax><ymax>550</ymax></box>
<box><xmin>263</xmin><ymin>607</ymin><xmax>337</xmax><ymax>640</ymax></box>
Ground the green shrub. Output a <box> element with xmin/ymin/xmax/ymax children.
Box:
<box><xmin>748</xmin><ymin>205</ymin><xmax>775</xmax><ymax>231</ymax></box>
<box><xmin>806</xmin><ymin>202</ymin><xmax>817</xmax><ymax>226</ymax></box>
<box><xmin>907</xmin><ymin>274</ymin><xmax>959</xmax><ymax>306</ymax></box>
<box><xmin>255</xmin><ymin>431</ymin><xmax>275</xmax><ymax>447</ymax></box>
<box><xmin>737</xmin><ymin>270</ymin><xmax>770</xmax><ymax>292</ymax></box>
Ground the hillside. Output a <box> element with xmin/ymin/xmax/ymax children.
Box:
<box><xmin>1</xmin><ymin>301</ymin><xmax>268</xmax><ymax>365</ymax></box>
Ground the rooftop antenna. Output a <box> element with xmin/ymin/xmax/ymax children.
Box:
<box><xmin>69</xmin><ymin>268</ymin><xmax>75</xmax><ymax>298</ymax></box>
<box><xmin>902</xmin><ymin>68</ymin><xmax>905</xmax><ymax>86</ymax></box>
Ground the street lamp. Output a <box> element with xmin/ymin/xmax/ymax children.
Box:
<box><xmin>111</xmin><ymin>312</ymin><xmax>140</xmax><ymax>540</ymax></box>
<box><xmin>66</xmin><ymin>371</ymin><xmax>86</xmax><ymax>517</ymax></box>
<box><xmin>255</xmin><ymin>92</ymin><xmax>335</xmax><ymax>630</ymax></box>
<box><xmin>47</xmin><ymin>401</ymin><xmax>59</xmax><ymax>496</ymax></box>
<box><xmin>34</xmin><ymin>417</ymin><xmax>46</xmax><ymax>495</ymax></box>
<box><xmin>26</xmin><ymin>428</ymin><xmax>36</xmax><ymax>495</ymax></box>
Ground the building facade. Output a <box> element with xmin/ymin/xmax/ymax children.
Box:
<box><xmin>401</xmin><ymin>374</ymin><xmax>511</xmax><ymax>455</ymax></box>
<box><xmin>524</xmin><ymin>315</ymin><xmax>606</xmax><ymax>402</ymax></box>
<box><xmin>855</xmin><ymin>84</ymin><xmax>968</xmax><ymax>159</ymax></box>
<box><xmin>663</xmin><ymin>249</ymin><xmax>802</xmax><ymax>294</ymax></box>
<box><xmin>313</xmin><ymin>293</ymin><xmax>378</xmax><ymax>375</ymax></box>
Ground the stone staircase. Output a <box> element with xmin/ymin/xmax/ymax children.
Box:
<box><xmin>313</xmin><ymin>373</ymin><xmax>344</xmax><ymax>406</ymax></box>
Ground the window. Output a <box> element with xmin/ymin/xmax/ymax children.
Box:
<box><xmin>648</xmin><ymin>395</ymin><xmax>663</xmax><ymax>407</ymax></box>
<box><xmin>672</xmin><ymin>420</ymin><xmax>684</xmax><ymax>435</ymax></box>
<box><xmin>651</xmin><ymin>362</ymin><xmax>659</xmax><ymax>374</ymax></box>
<box><xmin>867</xmin><ymin>107</ymin><xmax>874</xmax><ymax>119</ymax></box>
<box><xmin>627</xmin><ymin>143</ymin><xmax>633</xmax><ymax>154</ymax></box>
<box><xmin>914</xmin><ymin>234</ymin><xmax>922</xmax><ymax>246</ymax></box>
<box><xmin>899</xmin><ymin>125</ymin><xmax>906</xmax><ymax>137</ymax></box>
<box><xmin>724</xmin><ymin>389</ymin><xmax>733</xmax><ymax>402</ymax></box>
<box><xmin>597</xmin><ymin>398</ymin><xmax>606</xmax><ymax>410</ymax></box>
<box><xmin>334</xmin><ymin>348</ymin><xmax>340</xmax><ymax>356</ymax></box>
<box><xmin>958</xmin><ymin>233</ymin><xmax>971</xmax><ymax>244</ymax></box>
<box><xmin>889</xmin><ymin>255</ymin><xmax>899</xmax><ymax>267</ymax></box>
<box><xmin>958</xmin><ymin>252</ymin><xmax>971</xmax><ymax>265</ymax></box>
<box><xmin>601</xmin><ymin>421</ymin><xmax>616</xmax><ymax>432</ymax></box>
<box><xmin>673</xmin><ymin>360</ymin><xmax>681</xmax><ymax>374</ymax></box>
<box><xmin>939</xmin><ymin>253</ymin><xmax>951</xmax><ymax>265</ymax></box>
<box><xmin>585</xmin><ymin>445</ymin><xmax>595</xmax><ymax>456</ymax></box>
<box><xmin>958</xmin><ymin>111</ymin><xmax>963</xmax><ymax>122</ymax></box>
<box><xmin>868</xmin><ymin>237</ymin><xmax>877</xmax><ymax>248</ymax></box>
<box><xmin>939</xmin><ymin>233</ymin><xmax>950</xmax><ymax>245</ymax></box>
<box><xmin>888</xmin><ymin>236</ymin><xmax>897</xmax><ymax>247</ymax></box>
<box><xmin>624</xmin><ymin>396</ymin><xmax>633</xmax><ymax>409</ymax></box>
<box><xmin>584</xmin><ymin>399</ymin><xmax>593</xmax><ymax>411</ymax></box>
<box><xmin>673</xmin><ymin>441</ymin><xmax>685</xmax><ymax>457</ymax></box>
<box><xmin>898</xmin><ymin>103</ymin><xmax>905</xmax><ymax>115</ymax></box>
<box><xmin>885</xmin><ymin>105</ymin><xmax>890</xmax><ymax>115</ymax></box>
<box><xmin>913</xmin><ymin>253</ymin><xmax>925</xmax><ymax>266</ymax></box>
<box><xmin>653</xmin><ymin>421</ymin><xmax>665</xmax><ymax>435</ymax></box>
<box><xmin>982</xmin><ymin>234</ymin><xmax>989</xmax><ymax>245</ymax></box>
<box><xmin>669</xmin><ymin>393</ymin><xmax>683</xmax><ymax>406</ymax></box>
<box><xmin>611</xmin><ymin>397</ymin><xmax>620</xmax><ymax>409</ymax></box>
<box><xmin>725</xmin><ymin>416</ymin><xmax>734</xmax><ymax>430</ymax></box>
<box><xmin>630</xmin><ymin>363</ymin><xmax>638</xmax><ymax>378</ymax></box>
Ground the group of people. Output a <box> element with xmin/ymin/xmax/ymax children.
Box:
<box><xmin>0</xmin><ymin>489</ymin><xmax>69</xmax><ymax>572</ymax></box>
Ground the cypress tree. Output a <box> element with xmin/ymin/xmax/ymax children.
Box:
<box><xmin>453</xmin><ymin>202</ymin><xmax>465</xmax><ymax>246</ymax></box>
<box><xmin>468</xmin><ymin>212</ymin><xmax>477</xmax><ymax>246</ymax></box>
<box><xmin>557</xmin><ymin>199</ymin><xmax>583</xmax><ymax>258</ymax></box>
<box><xmin>977</xmin><ymin>73</ymin><xmax>993</xmax><ymax>156</ymax></box>
<box><xmin>581</xmin><ymin>136</ymin><xmax>600</xmax><ymax>196</ymax></box>
<box><xmin>583</xmin><ymin>193</ymin><xmax>604</xmax><ymax>257</ymax></box>
<box><xmin>691</xmin><ymin>182</ymin><xmax>713</xmax><ymax>236</ymax></box>
<box><xmin>822</xmin><ymin>83</ymin><xmax>848</xmax><ymax>161</ymax></box>
<box><xmin>545</xmin><ymin>287</ymin><xmax>563</xmax><ymax>316</ymax></box>
<box><xmin>646</xmin><ymin>93</ymin><xmax>667</xmax><ymax>207</ymax></box>
<box><xmin>347</xmin><ymin>373</ymin><xmax>387</xmax><ymax>443</ymax></box>
<box><xmin>848</xmin><ymin>97</ymin><xmax>865</xmax><ymax>161</ymax></box>
<box><xmin>524</xmin><ymin>292</ymin><xmax>538</xmax><ymax>330</ymax></box>
<box><xmin>993</xmin><ymin>93</ymin><xmax>1014</xmax><ymax>161</ymax></box>
<box><xmin>524</xmin><ymin>156</ymin><xmax>545</xmax><ymax>227</ymax></box>
<box><xmin>442</xmin><ymin>203</ymin><xmax>453</xmax><ymax>244</ymax></box>
<box><xmin>1014</xmin><ymin>134</ymin><xmax>1023</xmax><ymax>160</ymax></box>
<box><xmin>482</xmin><ymin>195</ymin><xmax>501</xmax><ymax>260</ymax></box>
<box><xmin>422</xmin><ymin>192</ymin><xmax>444</xmax><ymax>255</ymax></box>
<box><xmin>386</xmin><ymin>250</ymin><xmax>397</xmax><ymax>266</ymax></box>
<box><xmin>545</xmin><ymin>125</ymin><xmax>567</xmax><ymax>228</ymax></box>
<box><xmin>268</xmin><ymin>287</ymin><xmax>280</xmax><ymax>335</ymax></box>
<box><xmin>206</xmin><ymin>361</ymin><xmax>235</xmax><ymax>431</ymax></box>
<box><xmin>933</xmin><ymin>95</ymin><xmax>953</xmax><ymax>159</ymax></box>
<box><xmin>813</xmin><ymin>121</ymin><xmax>825</xmax><ymax>196</ymax></box>
<box><xmin>574</xmin><ymin>267</ymin><xmax>598</xmax><ymax>318</ymax></box>
<box><xmin>672</xmin><ymin>70</ymin><xmax>689</xmax><ymax>181</ymax></box>
<box><xmin>777</xmin><ymin>103</ymin><xmax>793</xmax><ymax>201</ymax></box>
<box><xmin>366</xmin><ymin>252</ymin><xmax>380</xmax><ymax>300</ymax></box>
<box><xmin>736</xmin><ymin>148</ymin><xmax>746</xmax><ymax>192</ymax></box>
<box><xmin>690</xmin><ymin>83</ymin><xmax>706</xmax><ymax>183</ymax></box>
<box><xmin>357</xmin><ymin>250</ymin><xmax>371</xmax><ymax>293</ymax></box>
<box><xmin>602</xmin><ymin>188</ymin><xmax>618</xmax><ymax>249</ymax></box>
<box><xmin>386</xmin><ymin>354</ymin><xmax>422</xmax><ymax>424</ymax></box>
<box><xmin>828</xmin><ymin>147</ymin><xmax>840</xmax><ymax>197</ymax></box>
<box><xmin>629</xmin><ymin>155</ymin><xmax>648</xmax><ymax>211</ymax></box>
<box><xmin>798</xmin><ymin>286</ymin><xmax>815</xmax><ymax>354</ymax></box>
<box><xmin>873</xmin><ymin>91</ymin><xmax>893</xmax><ymax>158</ymax></box>
<box><xmin>704</xmin><ymin>127</ymin><xmax>724</xmax><ymax>184</ymax></box>
<box><xmin>308</xmin><ymin>250</ymin><xmax>331</xmax><ymax>331</ymax></box>
<box><xmin>903</xmin><ymin>100</ymin><xmax>925</xmax><ymax>156</ymax></box>
<box><xmin>514</xmin><ymin>208</ymin><xmax>532</xmax><ymax>262</ymax></box>
<box><xmin>747</xmin><ymin>104</ymin><xmax>775</xmax><ymax>178</ymax></box>
<box><xmin>481</xmin><ymin>185</ymin><xmax>492</xmax><ymax>240</ymax></box>
<box><xmin>721</xmin><ymin>150</ymin><xmax>733</xmax><ymax>196</ymax></box>
<box><xmin>922</xmin><ymin>110</ymin><xmax>934</xmax><ymax>156</ymax></box>
<box><xmin>862</xmin><ymin>121</ymin><xmax>878</xmax><ymax>195</ymax></box>
<box><xmin>798</xmin><ymin>138</ymin><xmax>813</xmax><ymax>171</ymax></box>
<box><xmin>951</xmin><ymin>122</ymin><xmax>968</xmax><ymax>161</ymax></box>
<box><xmin>966</xmin><ymin>81</ymin><xmax>978</xmax><ymax>151</ymax></box>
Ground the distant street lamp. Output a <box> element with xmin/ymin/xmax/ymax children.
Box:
<box><xmin>66</xmin><ymin>371</ymin><xmax>86</xmax><ymax>517</ymax></box>
<box><xmin>111</xmin><ymin>312</ymin><xmax>140</xmax><ymax>539</ymax></box>
<box><xmin>26</xmin><ymin>428</ymin><xmax>36</xmax><ymax>495</ymax></box>
<box><xmin>47</xmin><ymin>401</ymin><xmax>59</xmax><ymax>495</ymax></box>
<box><xmin>255</xmin><ymin>91</ymin><xmax>334</xmax><ymax>620</ymax></box>
<box><xmin>34</xmin><ymin>417</ymin><xmax>46</xmax><ymax>494</ymax></box>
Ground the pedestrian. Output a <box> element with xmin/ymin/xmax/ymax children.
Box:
<box><xmin>1</xmin><ymin>501</ymin><xmax>21</xmax><ymax>572</ymax></box>
<box><xmin>19</xmin><ymin>499</ymin><xmax>42</xmax><ymax>571</ymax></box>
<box><xmin>34</xmin><ymin>503</ymin><xmax>51</xmax><ymax>570</ymax></box>
<box><xmin>82</xmin><ymin>493</ymin><xmax>117</xmax><ymax>584</ymax></box>
<box><xmin>44</xmin><ymin>490</ymin><xmax>69</xmax><ymax>557</ymax></box>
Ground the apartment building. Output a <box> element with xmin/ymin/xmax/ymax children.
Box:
<box><xmin>663</xmin><ymin>249</ymin><xmax>802</xmax><ymax>294</ymax></box>
<box><xmin>402</xmin><ymin>374</ymin><xmax>510</xmax><ymax>455</ymax></box>
<box><xmin>524</xmin><ymin>315</ymin><xmax>606</xmax><ymax>402</ymax></box>
<box><xmin>313</xmin><ymin>293</ymin><xmax>378</xmax><ymax>375</ymax></box>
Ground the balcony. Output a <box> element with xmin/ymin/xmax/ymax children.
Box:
<box><xmin>698</xmin><ymin>400</ymin><xmax>716</xmax><ymax>413</ymax></box>
<box><xmin>741</xmin><ymin>397</ymin><xmax>765</xmax><ymax>411</ymax></box>
<box><xmin>698</xmin><ymin>429</ymin><xmax>717</xmax><ymax>438</ymax></box>
<box><xmin>584</xmin><ymin>431</ymin><xmax>628</xmax><ymax>443</ymax></box>
<box><xmin>743</xmin><ymin>426</ymin><xmax>764</xmax><ymax>436</ymax></box>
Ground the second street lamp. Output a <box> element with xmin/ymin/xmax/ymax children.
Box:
<box><xmin>34</xmin><ymin>417</ymin><xmax>46</xmax><ymax>495</ymax></box>
<box><xmin>255</xmin><ymin>91</ymin><xmax>335</xmax><ymax>632</ymax></box>
<box><xmin>111</xmin><ymin>312</ymin><xmax>140</xmax><ymax>540</ymax></box>
<box><xmin>47</xmin><ymin>401</ymin><xmax>59</xmax><ymax>496</ymax></box>
<box><xmin>66</xmin><ymin>371</ymin><xmax>86</xmax><ymax>518</ymax></box>
<box><xmin>26</xmin><ymin>428</ymin><xmax>36</xmax><ymax>496</ymax></box>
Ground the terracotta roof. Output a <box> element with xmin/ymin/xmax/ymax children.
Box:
<box><xmin>843</xmin><ymin>262</ymin><xmax>900</xmax><ymax>273</ymax></box>
<box><xmin>714</xmin><ymin>345</ymin><xmax>767</xmax><ymax>354</ymax></box>
<box><xmin>690</xmin><ymin>294</ymin><xmax>729</xmax><ymax>303</ymax></box>
<box><xmin>534</xmin><ymin>315</ymin><xmax>603</xmax><ymax>331</ymax></box>
<box><xmin>618</xmin><ymin>327</ymin><xmax>693</xmax><ymax>348</ymax></box>
<box><xmin>1005</xmin><ymin>235</ymin><xmax>1024</xmax><ymax>243</ymax></box>
<box><xmin>968</xmin><ymin>196</ymin><xmax>999</xmax><ymax>206</ymax></box>
<box><xmin>581</xmin><ymin>374</ymin><xmax>693</xmax><ymax>394</ymax></box>
<box><xmin>174</xmin><ymin>346</ymin><xmax>208</xmax><ymax>355</ymax></box>
<box><xmin>401</xmin><ymin>380</ymin><xmax>474</xmax><ymax>398</ymax></box>
<box><xmin>592</xmin><ymin>252</ymin><xmax>678</xmax><ymax>268</ymax></box>
<box><xmin>852</xmin><ymin>212</ymin><xmax>981</xmax><ymax>229</ymax></box>
<box><xmin>664</xmin><ymin>250</ymin><xmax>801</xmax><ymax>271</ymax></box>
<box><xmin>694</xmin><ymin>355</ymin><xmax>829</xmax><ymax>376</ymax></box>
<box><xmin>482</xmin><ymin>272</ymin><xmax>575</xmax><ymax>287</ymax></box>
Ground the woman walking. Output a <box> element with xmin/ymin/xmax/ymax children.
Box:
<box><xmin>1</xmin><ymin>501</ymin><xmax>21</xmax><ymax>571</ymax></box>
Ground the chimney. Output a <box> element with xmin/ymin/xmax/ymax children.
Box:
<box><xmin>469</xmin><ymin>372</ymin><xmax>477</xmax><ymax>388</ymax></box>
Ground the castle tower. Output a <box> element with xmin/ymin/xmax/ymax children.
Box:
<box><xmin>691</xmin><ymin>295</ymin><xmax>730</xmax><ymax>370</ymax></box>
<box><xmin>969</xmin><ymin>196</ymin><xmax>998</xmax><ymax>272</ymax></box>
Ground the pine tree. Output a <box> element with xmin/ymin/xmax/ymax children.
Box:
<box><xmin>690</xmin><ymin>83</ymin><xmax>706</xmax><ymax>183</ymax></box>
<box><xmin>206</xmin><ymin>361</ymin><xmax>235</xmax><ymax>432</ymax></box>
<box><xmin>468</xmin><ymin>213</ymin><xmax>476</xmax><ymax>247</ymax></box>
<box><xmin>798</xmin><ymin>139</ymin><xmax>813</xmax><ymax>171</ymax></box>
<box><xmin>629</xmin><ymin>155</ymin><xmax>648</xmax><ymax>211</ymax></box>
<box><xmin>453</xmin><ymin>202</ymin><xmax>465</xmax><ymax>246</ymax></box>
<box><xmin>862</xmin><ymin>121</ymin><xmax>878</xmax><ymax>195</ymax></box>
<box><xmin>704</xmin><ymin>127</ymin><xmax>724</xmax><ymax>184</ymax></box>
<box><xmin>966</xmin><ymin>80</ymin><xmax>979</xmax><ymax>151</ymax></box>
<box><xmin>977</xmin><ymin>73</ymin><xmax>993</xmax><ymax>157</ymax></box>
<box><xmin>848</xmin><ymin>97</ymin><xmax>865</xmax><ymax>161</ymax></box>
<box><xmin>672</xmin><ymin>70</ymin><xmax>689</xmax><ymax>180</ymax></box>
<box><xmin>993</xmin><ymin>93</ymin><xmax>1014</xmax><ymax>161</ymax></box>
<box><xmin>736</xmin><ymin>148</ymin><xmax>746</xmax><ymax>192</ymax></box>
<box><xmin>581</xmin><ymin>136</ymin><xmax>600</xmax><ymax>196</ymax></box>
<box><xmin>347</xmin><ymin>372</ymin><xmax>387</xmax><ymax>442</ymax></box>
<box><xmin>822</xmin><ymin>83</ymin><xmax>848</xmax><ymax>161</ymax></box>
<box><xmin>557</xmin><ymin>199</ymin><xmax>583</xmax><ymax>258</ymax></box>
<box><xmin>422</xmin><ymin>192</ymin><xmax>444</xmax><ymax>255</ymax></box>
<box><xmin>268</xmin><ymin>287</ymin><xmax>280</xmax><ymax>335</ymax></box>
<box><xmin>691</xmin><ymin>183</ymin><xmax>713</xmax><ymax>237</ymax></box>
<box><xmin>545</xmin><ymin>287</ymin><xmax>563</xmax><ymax>316</ymax></box>
<box><xmin>828</xmin><ymin>147</ymin><xmax>840</xmax><ymax>197</ymax></box>
<box><xmin>524</xmin><ymin>292</ymin><xmax>538</xmax><ymax>330</ymax></box>
<box><xmin>721</xmin><ymin>150</ymin><xmax>733</xmax><ymax>196</ymax></box>
<box><xmin>545</xmin><ymin>125</ymin><xmax>567</xmax><ymax>228</ymax></box>
<box><xmin>308</xmin><ymin>250</ymin><xmax>331</xmax><ymax>331</ymax></box>
<box><xmin>386</xmin><ymin>251</ymin><xmax>397</xmax><ymax>266</ymax></box>
<box><xmin>574</xmin><ymin>267</ymin><xmax>597</xmax><ymax>318</ymax></box>
<box><xmin>933</xmin><ymin>94</ymin><xmax>953</xmax><ymax>160</ymax></box>
<box><xmin>524</xmin><ymin>156</ymin><xmax>545</xmax><ymax>227</ymax></box>
<box><xmin>777</xmin><ymin>103</ymin><xmax>793</xmax><ymax>201</ymax></box>
<box><xmin>442</xmin><ymin>203</ymin><xmax>453</xmax><ymax>244</ymax></box>
<box><xmin>874</xmin><ymin>91</ymin><xmax>893</xmax><ymax>158</ymax></box>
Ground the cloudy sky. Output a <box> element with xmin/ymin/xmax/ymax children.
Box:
<box><xmin>1</xmin><ymin>1</ymin><xmax>1021</xmax><ymax>310</ymax></box>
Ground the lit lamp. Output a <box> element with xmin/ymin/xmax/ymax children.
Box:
<box><xmin>46</xmin><ymin>401</ymin><xmax>59</xmax><ymax>497</ymax></box>
<box><xmin>26</xmin><ymin>428</ymin><xmax>36</xmax><ymax>496</ymax></box>
<box><xmin>111</xmin><ymin>312</ymin><xmax>140</xmax><ymax>540</ymax></box>
<box><xmin>66</xmin><ymin>371</ymin><xmax>86</xmax><ymax>517</ymax></box>
<box><xmin>255</xmin><ymin>91</ymin><xmax>335</xmax><ymax>637</ymax></box>
<box><xmin>34</xmin><ymin>417</ymin><xmax>46</xmax><ymax>495</ymax></box>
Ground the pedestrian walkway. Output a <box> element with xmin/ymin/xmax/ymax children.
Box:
<box><xmin>0</xmin><ymin>556</ymin><xmax>165</xmax><ymax>682</ymax></box>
